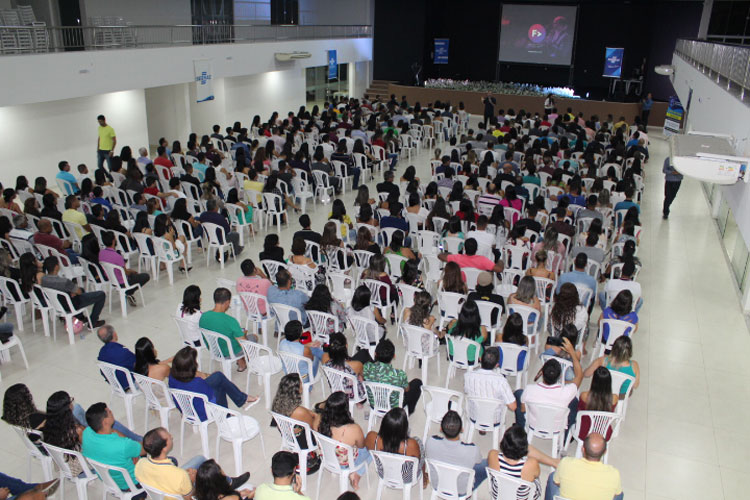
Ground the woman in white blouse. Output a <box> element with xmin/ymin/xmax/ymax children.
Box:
<box><xmin>175</xmin><ymin>284</ymin><xmax>202</xmax><ymax>346</ymax></box>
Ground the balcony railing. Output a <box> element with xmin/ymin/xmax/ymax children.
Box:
<box><xmin>675</xmin><ymin>38</ymin><xmax>750</xmax><ymax>103</ymax></box>
<box><xmin>0</xmin><ymin>24</ymin><xmax>372</xmax><ymax>55</ymax></box>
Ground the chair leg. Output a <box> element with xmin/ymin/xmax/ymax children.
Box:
<box><xmin>298</xmin><ymin>451</ymin><xmax>308</xmax><ymax>493</ymax></box>
<box><xmin>120</xmin><ymin>292</ymin><xmax>127</xmax><ymax>318</ymax></box>
<box><xmin>199</xmin><ymin>424</ymin><xmax>210</xmax><ymax>458</ymax></box>
<box><xmin>65</xmin><ymin>317</ymin><xmax>75</xmax><ymax>345</ymax></box>
<box><xmin>14</xmin><ymin>304</ymin><xmax>24</xmax><ymax>332</ymax></box>
<box><xmin>124</xmin><ymin>397</ymin><xmax>135</xmax><ymax>430</ymax></box>
<box><xmin>232</xmin><ymin>440</ymin><xmax>243</xmax><ymax>476</ymax></box>
<box><xmin>16</xmin><ymin>341</ymin><xmax>29</xmax><ymax>369</ymax></box>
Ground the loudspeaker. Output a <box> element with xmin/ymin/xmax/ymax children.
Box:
<box><xmin>271</xmin><ymin>0</ymin><xmax>299</xmax><ymax>25</ymax></box>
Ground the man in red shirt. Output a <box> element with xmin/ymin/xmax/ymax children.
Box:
<box><xmin>152</xmin><ymin>146</ymin><xmax>174</xmax><ymax>173</ymax></box>
<box><xmin>437</xmin><ymin>238</ymin><xmax>504</xmax><ymax>273</ymax></box>
<box><xmin>33</xmin><ymin>218</ymin><xmax>80</xmax><ymax>263</ymax></box>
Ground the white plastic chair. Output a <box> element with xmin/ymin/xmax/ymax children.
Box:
<box><xmin>364</xmin><ymin>381</ymin><xmax>405</xmax><ymax>433</ymax></box>
<box><xmin>524</xmin><ymin>402</ymin><xmax>569</xmax><ymax>458</ymax></box>
<box><xmin>225</xmin><ymin>203</ymin><xmax>255</xmax><ymax>246</ymax></box>
<box><xmin>464</xmin><ymin>396</ymin><xmax>506</xmax><ymax>450</ymax></box>
<box><xmin>437</xmin><ymin>291</ymin><xmax>465</xmax><ymax>330</ymax></box>
<box><xmin>42</xmin><ymin>286</ymin><xmax>93</xmax><ymax>345</ymax></box>
<box><xmin>592</xmin><ymin>319</ymin><xmax>636</xmax><ymax>360</ymax></box>
<box><xmin>238</xmin><ymin>339</ymin><xmax>282</xmax><ymax>410</ymax></box>
<box><xmin>41</xmin><ymin>442</ymin><xmax>97</xmax><ymax>500</ymax></box>
<box><xmin>87</xmin><ymin>458</ymin><xmax>145</xmax><ymax>500</ymax></box>
<box><xmin>153</xmin><ymin>236</ymin><xmax>184</xmax><ymax>285</ymax></box>
<box><xmin>564</xmin><ymin>410</ymin><xmax>620</xmax><ymax>463</ymax></box>
<box><xmin>363</xmin><ymin>279</ymin><xmax>395</xmax><ymax>323</ymax></box>
<box><xmin>370</xmin><ymin>450</ymin><xmax>423</xmax><ymax>500</ymax></box>
<box><xmin>421</xmin><ymin>386</ymin><xmax>464</xmax><ymax>443</ymax></box>
<box><xmin>288</xmin><ymin>263</ymin><xmax>316</xmax><ymax>297</ymax></box>
<box><xmin>385</xmin><ymin>253</ymin><xmax>408</xmax><ymax>281</ymax></box>
<box><xmin>445</xmin><ymin>337</ymin><xmax>482</xmax><ymax>387</ymax></box>
<box><xmin>168</xmin><ymin>388</ymin><xmax>214</xmax><ymax>457</ymax></box>
<box><xmin>442</xmin><ymin>236</ymin><xmax>463</xmax><ymax>254</ymax></box>
<box><xmin>495</xmin><ymin>343</ymin><xmax>529</xmax><ymax>391</ymax></box>
<box><xmin>475</xmin><ymin>300</ymin><xmax>503</xmax><ymax>336</ymax></box>
<box><xmin>100</xmin><ymin>261</ymin><xmax>145</xmax><ymax>318</ymax></box>
<box><xmin>277</xmin><ymin>350</ymin><xmax>324</xmax><ymax>408</ymax></box>
<box><xmin>261</xmin><ymin>259</ymin><xmax>288</xmax><ymax>285</ymax></box>
<box><xmin>327</xmin><ymin>272</ymin><xmax>355</xmax><ymax>305</ymax></box>
<box><xmin>486</xmin><ymin>468</ymin><xmax>539</xmax><ymax>500</ymax></box>
<box><xmin>96</xmin><ymin>361</ymin><xmax>142</xmax><ymax>430</ymax></box>
<box><xmin>142</xmin><ymin>484</ymin><xmax>182</xmax><ymax>500</ymax></box>
<box><xmin>131</xmin><ymin>232</ymin><xmax>158</xmax><ymax>276</ymax></box>
<box><xmin>269</xmin><ymin>302</ymin><xmax>304</xmax><ymax>347</ymax></box>
<box><xmin>313</xmin><ymin>431</ymin><xmax>370</xmax><ymax>499</ymax></box>
<box><xmin>205</xmin><ymin>402</ymin><xmax>265</xmax><ymax>476</ymax></box>
<box><xmin>350</xmin><ymin>315</ymin><xmax>381</xmax><ymax>359</ymax></box>
<box><xmin>507</xmin><ymin>303</ymin><xmax>540</xmax><ymax>353</ymax></box>
<box><xmin>0</xmin><ymin>277</ymin><xmax>29</xmax><ymax>331</ymax></box>
<box><xmin>311</xmin><ymin>170</ymin><xmax>335</xmax><ymax>204</ymax></box>
<box><xmin>270</xmin><ymin>412</ymin><xmax>317</xmax><ymax>493</ymax></box>
<box><xmin>263</xmin><ymin>192</ymin><xmax>287</xmax><ymax>232</ymax></box>
<box><xmin>29</xmin><ymin>284</ymin><xmax>53</xmax><ymax>338</ymax></box>
<box><xmin>132</xmin><ymin>373</ymin><xmax>175</xmax><ymax>431</ymax></box>
<box><xmin>200</xmin><ymin>328</ymin><xmax>244</xmax><ymax>378</ymax></box>
<box><xmin>237</xmin><ymin>292</ymin><xmax>272</xmax><ymax>347</ymax></box>
<box><xmin>401</xmin><ymin>323</ymin><xmax>441</xmax><ymax>382</ymax></box>
<box><xmin>425</xmin><ymin>459</ymin><xmax>476</xmax><ymax>500</ymax></box>
<box><xmin>202</xmin><ymin>222</ymin><xmax>236</xmax><ymax>268</ymax></box>
<box><xmin>321</xmin><ymin>365</ymin><xmax>361</xmax><ymax>415</ymax></box>
<box><xmin>9</xmin><ymin>426</ymin><xmax>53</xmax><ymax>481</ymax></box>
<box><xmin>608</xmin><ymin>370</ymin><xmax>636</xmax><ymax>432</ymax></box>
<box><xmin>353</xmin><ymin>249</ymin><xmax>375</xmax><ymax>274</ymax></box>
<box><xmin>307</xmin><ymin>310</ymin><xmax>338</xmax><ymax>345</ymax></box>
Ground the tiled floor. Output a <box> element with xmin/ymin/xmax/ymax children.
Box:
<box><xmin>0</xmin><ymin>120</ymin><xmax>746</xmax><ymax>500</ymax></box>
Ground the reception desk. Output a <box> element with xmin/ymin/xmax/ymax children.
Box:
<box><xmin>383</xmin><ymin>84</ymin><xmax>668</xmax><ymax>127</ymax></box>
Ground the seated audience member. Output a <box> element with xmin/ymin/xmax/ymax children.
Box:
<box><xmin>293</xmin><ymin>214</ymin><xmax>322</xmax><ymax>246</ymax></box>
<box><xmin>488</xmin><ymin>425</ymin><xmax>559</xmax><ymax>498</ymax></box>
<box><xmin>98</xmin><ymin>231</ymin><xmax>150</xmax><ymax>305</ymax></box>
<box><xmin>556</xmin><ymin>252</ymin><xmax>598</xmax><ymax>301</ymax></box>
<box><xmin>267</xmin><ymin>269</ymin><xmax>309</xmax><ymax>325</ymax></box>
<box><xmin>41</xmin><ymin>256</ymin><xmax>106</xmax><ymax>328</ymax></box>
<box><xmin>364</xmin><ymin>408</ymin><xmax>423</xmax><ymax>479</ymax></box>
<box><xmin>199</xmin><ymin>199</ymin><xmax>243</xmax><ymax>260</ymax></box>
<box><xmin>467</xmin><ymin>271</ymin><xmax>505</xmax><ymax>325</ymax></box>
<box><xmin>270</xmin><ymin>373</ymin><xmax>321</xmax><ymax>435</ymax></box>
<box><xmin>259</xmin><ymin>233</ymin><xmax>285</xmax><ymax>263</ymax></box>
<box><xmin>175</xmin><ymin>285</ymin><xmax>202</xmax><ymax>347</ymax></box>
<box><xmin>515</xmin><ymin>341</ymin><xmax>582</xmax><ymax>432</ymax></box>
<box><xmin>544</xmin><ymin>434</ymin><xmax>623</xmax><ymax>500</ymax></box>
<box><xmin>0</xmin><ymin>474</ymin><xmax>58</xmax><ymax>500</ymax></box>
<box><xmin>40</xmin><ymin>193</ymin><xmax>62</xmax><ymax>221</ymax></box>
<box><xmin>278</xmin><ymin>320</ymin><xmax>323</xmax><ymax>380</ymax></box>
<box><xmin>252</xmin><ymin>451</ymin><xmax>311</xmax><ymax>500</ymax></box>
<box><xmin>464</xmin><ymin>347</ymin><xmax>517</xmax><ymax>424</ymax></box>
<box><xmin>61</xmin><ymin>195</ymin><xmax>91</xmax><ymax>238</ymax></box>
<box><xmin>235</xmin><ymin>259</ymin><xmax>272</xmax><ymax>314</ymax></box>
<box><xmin>599</xmin><ymin>260</ymin><xmax>642</xmax><ymax>312</ymax></box>
<box><xmin>585</xmin><ymin>335</ymin><xmax>640</xmax><ymax>398</ymax></box>
<box><xmin>96</xmin><ymin>324</ymin><xmax>135</xmax><ymax>387</ymax></box>
<box><xmin>55</xmin><ymin>161</ymin><xmax>80</xmax><ymax>195</ymax></box>
<box><xmin>548</xmin><ymin>283</ymin><xmax>589</xmax><ymax>337</ymax></box>
<box><xmin>194</xmin><ymin>459</ymin><xmax>256</xmax><ymax>500</ymax></box>
<box><xmin>168</xmin><ymin>346</ymin><xmax>258</xmax><ymax>420</ymax></box>
<box><xmin>81</xmin><ymin>403</ymin><xmax>144</xmax><ymax>495</ymax></box>
<box><xmin>33</xmin><ymin>219</ymin><xmax>79</xmax><ymax>263</ymax></box>
<box><xmin>199</xmin><ymin>287</ymin><xmax>257</xmax><ymax>372</ymax></box>
<box><xmin>425</xmin><ymin>410</ymin><xmax>486</xmax><ymax>493</ymax></box>
<box><xmin>438</xmin><ymin>238</ymin><xmax>504</xmax><ymax>272</ymax></box>
<box><xmin>363</xmin><ymin>339</ymin><xmax>422</xmax><ymax>414</ymax></box>
<box><xmin>317</xmin><ymin>391</ymin><xmax>371</xmax><ymax>490</ymax></box>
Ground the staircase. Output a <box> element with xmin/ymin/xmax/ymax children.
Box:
<box><xmin>364</xmin><ymin>80</ymin><xmax>396</xmax><ymax>99</ymax></box>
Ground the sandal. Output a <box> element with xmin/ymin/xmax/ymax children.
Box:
<box><xmin>237</xmin><ymin>364</ymin><xmax>247</xmax><ymax>373</ymax></box>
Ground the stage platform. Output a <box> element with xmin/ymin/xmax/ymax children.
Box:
<box><xmin>382</xmin><ymin>84</ymin><xmax>668</xmax><ymax>127</ymax></box>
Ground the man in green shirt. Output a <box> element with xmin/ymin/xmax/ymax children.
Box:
<box><xmin>97</xmin><ymin>114</ymin><xmax>116</xmax><ymax>171</ymax></box>
<box><xmin>81</xmin><ymin>403</ymin><xmax>144</xmax><ymax>494</ymax></box>
<box><xmin>198</xmin><ymin>287</ymin><xmax>257</xmax><ymax>372</ymax></box>
<box><xmin>254</xmin><ymin>451</ymin><xmax>310</xmax><ymax>500</ymax></box>
<box><xmin>362</xmin><ymin>339</ymin><xmax>422</xmax><ymax>414</ymax></box>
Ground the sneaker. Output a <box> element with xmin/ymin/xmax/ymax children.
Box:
<box><xmin>127</xmin><ymin>295</ymin><xmax>137</xmax><ymax>307</ymax></box>
<box><xmin>229</xmin><ymin>472</ymin><xmax>250</xmax><ymax>490</ymax></box>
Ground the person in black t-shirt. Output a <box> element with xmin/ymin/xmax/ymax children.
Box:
<box><xmin>467</xmin><ymin>271</ymin><xmax>505</xmax><ymax>326</ymax></box>
<box><xmin>481</xmin><ymin>93</ymin><xmax>496</xmax><ymax>128</ymax></box>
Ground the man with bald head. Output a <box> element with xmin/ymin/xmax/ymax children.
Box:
<box><xmin>544</xmin><ymin>433</ymin><xmax>623</xmax><ymax>500</ymax></box>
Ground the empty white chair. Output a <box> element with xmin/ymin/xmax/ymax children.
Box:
<box><xmin>364</xmin><ymin>381</ymin><xmax>404</xmax><ymax>433</ymax></box>
<box><xmin>401</xmin><ymin>323</ymin><xmax>441</xmax><ymax>382</ymax></box>
<box><xmin>271</xmin><ymin>412</ymin><xmax>317</xmax><ymax>493</ymax></box>
<box><xmin>87</xmin><ymin>458</ymin><xmax>145</xmax><ymax>500</ymax></box>
<box><xmin>495</xmin><ymin>343</ymin><xmax>529</xmax><ymax>391</ymax></box>
<box><xmin>200</xmin><ymin>328</ymin><xmax>244</xmax><ymax>378</ymax></box>
<box><xmin>132</xmin><ymin>373</ymin><xmax>175</xmax><ymax>431</ymax></box>
<box><xmin>168</xmin><ymin>388</ymin><xmax>214</xmax><ymax>457</ymax></box>
<box><xmin>239</xmin><ymin>339</ymin><xmax>282</xmax><ymax>410</ymax></box>
<box><xmin>29</xmin><ymin>284</ymin><xmax>53</xmax><ymax>338</ymax></box>
<box><xmin>202</xmin><ymin>222</ymin><xmax>236</xmax><ymax>268</ymax></box>
<box><xmin>370</xmin><ymin>450</ymin><xmax>422</xmax><ymax>500</ymax></box>
<box><xmin>205</xmin><ymin>402</ymin><xmax>265</xmax><ymax>476</ymax></box>
<box><xmin>421</xmin><ymin>386</ymin><xmax>464</xmax><ymax>443</ymax></box>
<box><xmin>0</xmin><ymin>277</ymin><xmax>29</xmax><ymax>331</ymax></box>
<box><xmin>425</xmin><ymin>459</ymin><xmax>476</xmax><ymax>500</ymax></box>
<box><xmin>445</xmin><ymin>337</ymin><xmax>481</xmax><ymax>387</ymax></box>
<box><xmin>464</xmin><ymin>396</ymin><xmax>506</xmax><ymax>450</ymax></box>
<box><xmin>41</xmin><ymin>442</ymin><xmax>97</xmax><ymax>500</ymax></box>
<box><xmin>350</xmin><ymin>315</ymin><xmax>381</xmax><ymax>359</ymax></box>
<box><xmin>100</xmin><ymin>261</ymin><xmax>146</xmax><ymax>318</ymax></box>
<box><xmin>96</xmin><ymin>361</ymin><xmax>142</xmax><ymax>430</ymax></box>
<box><xmin>277</xmin><ymin>350</ymin><xmax>324</xmax><ymax>408</ymax></box>
<box><xmin>313</xmin><ymin>431</ymin><xmax>370</xmax><ymax>499</ymax></box>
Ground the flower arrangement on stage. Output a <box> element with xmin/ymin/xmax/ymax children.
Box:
<box><xmin>424</xmin><ymin>78</ymin><xmax>579</xmax><ymax>98</ymax></box>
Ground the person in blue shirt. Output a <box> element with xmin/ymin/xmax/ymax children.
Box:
<box><xmin>641</xmin><ymin>92</ymin><xmax>653</xmax><ymax>126</ymax></box>
<box><xmin>613</xmin><ymin>185</ymin><xmax>640</xmax><ymax>214</ymax></box>
<box><xmin>55</xmin><ymin>161</ymin><xmax>79</xmax><ymax>195</ymax></box>
<box><xmin>97</xmin><ymin>325</ymin><xmax>135</xmax><ymax>390</ymax></box>
<box><xmin>379</xmin><ymin>205</ymin><xmax>411</xmax><ymax>247</ymax></box>
<box><xmin>278</xmin><ymin>320</ymin><xmax>323</xmax><ymax>380</ymax></box>
<box><xmin>556</xmin><ymin>253</ymin><xmax>597</xmax><ymax>311</ymax></box>
<box><xmin>662</xmin><ymin>156</ymin><xmax>683</xmax><ymax>219</ymax></box>
<box><xmin>267</xmin><ymin>268</ymin><xmax>309</xmax><ymax>325</ymax></box>
<box><xmin>90</xmin><ymin>186</ymin><xmax>112</xmax><ymax>210</ymax></box>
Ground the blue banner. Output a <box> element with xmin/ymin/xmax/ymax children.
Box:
<box><xmin>327</xmin><ymin>50</ymin><xmax>337</xmax><ymax>80</ymax></box>
<box><xmin>603</xmin><ymin>47</ymin><xmax>624</xmax><ymax>78</ymax></box>
<box><xmin>434</xmin><ymin>38</ymin><xmax>449</xmax><ymax>64</ymax></box>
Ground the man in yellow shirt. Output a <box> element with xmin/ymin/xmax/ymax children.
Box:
<box><xmin>61</xmin><ymin>195</ymin><xmax>91</xmax><ymax>238</ymax></box>
<box><xmin>97</xmin><ymin>114</ymin><xmax>117</xmax><ymax>171</ymax></box>
<box><xmin>545</xmin><ymin>433</ymin><xmax>623</xmax><ymax>500</ymax></box>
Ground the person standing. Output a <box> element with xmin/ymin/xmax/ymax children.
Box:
<box><xmin>662</xmin><ymin>156</ymin><xmax>683</xmax><ymax>220</ymax></box>
<box><xmin>97</xmin><ymin>115</ymin><xmax>117</xmax><ymax>171</ymax></box>
<box><xmin>641</xmin><ymin>92</ymin><xmax>653</xmax><ymax>127</ymax></box>
<box><xmin>481</xmin><ymin>93</ymin><xmax>496</xmax><ymax>128</ymax></box>
<box><xmin>544</xmin><ymin>93</ymin><xmax>555</xmax><ymax>115</ymax></box>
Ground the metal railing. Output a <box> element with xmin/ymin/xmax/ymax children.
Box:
<box><xmin>675</xmin><ymin>38</ymin><xmax>750</xmax><ymax>103</ymax></box>
<box><xmin>0</xmin><ymin>24</ymin><xmax>372</xmax><ymax>55</ymax></box>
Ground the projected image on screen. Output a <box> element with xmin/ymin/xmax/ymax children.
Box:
<box><xmin>498</xmin><ymin>4</ymin><xmax>578</xmax><ymax>65</ymax></box>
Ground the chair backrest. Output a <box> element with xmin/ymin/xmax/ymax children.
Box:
<box><xmin>350</xmin><ymin>315</ymin><xmax>380</xmax><ymax>348</ymax></box>
<box><xmin>132</xmin><ymin>373</ymin><xmax>174</xmax><ymax>412</ymax></box>
<box><xmin>142</xmin><ymin>484</ymin><xmax>183</xmax><ymax>500</ymax></box>
<box><xmin>364</xmin><ymin>381</ymin><xmax>404</xmax><ymax>412</ymax></box>
<box><xmin>608</xmin><ymin>370</ymin><xmax>636</xmax><ymax>400</ymax></box>
<box><xmin>303</xmin><ymin>240</ymin><xmax>322</xmax><ymax>265</ymax></box>
<box><xmin>402</xmin><ymin>323</ymin><xmax>438</xmax><ymax>357</ymax></box>
<box><xmin>270</xmin><ymin>411</ymin><xmax>315</xmax><ymax>452</ymax></box>
<box><xmin>442</xmin><ymin>236</ymin><xmax>463</xmax><ymax>254</ymax></box>
<box><xmin>326</xmin><ymin>272</ymin><xmax>354</xmax><ymax>304</ymax></box>
<box><xmin>100</xmin><ymin>260</ymin><xmax>129</xmax><ymax>287</ymax></box>
<box><xmin>10</xmin><ymin>426</ymin><xmax>47</xmax><ymax>462</ymax></box>
<box><xmin>370</xmin><ymin>450</ymin><xmax>421</xmax><ymax>489</ymax></box>
<box><xmin>533</xmin><ymin>277</ymin><xmax>556</xmax><ymax>304</ymax></box>
<box><xmin>363</xmin><ymin>279</ymin><xmax>391</xmax><ymax>307</ymax></box>
<box><xmin>169</xmin><ymin>388</ymin><xmax>212</xmax><ymax>425</ymax></box>
<box><xmin>200</xmin><ymin>329</ymin><xmax>237</xmax><ymax>361</ymax></box>
<box><xmin>475</xmin><ymin>300</ymin><xmax>503</xmax><ymax>331</ymax></box>
<box><xmin>353</xmin><ymin>249</ymin><xmax>375</xmax><ymax>270</ymax></box>
<box><xmin>447</xmin><ymin>335</ymin><xmax>482</xmax><ymax>366</ymax></box>
<box><xmin>507</xmin><ymin>303</ymin><xmax>540</xmax><ymax>336</ymax></box>
<box><xmin>425</xmin><ymin>459</ymin><xmax>475</xmax><ymax>499</ymax></box>
<box><xmin>462</xmin><ymin>267</ymin><xmax>483</xmax><ymax>291</ymax></box>
<box><xmin>96</xmin><ymin>360</ymin><xmax>140</xmax><ymax>397</ymax></box>
<box><xmin>277</xmin><ymin>350</ymin><xmax>314</xmax><ymax>383</ymax></box>
<box><xmin>438</xmin><ymin>291</ymin><xmax>466</xmax><ymax>320</ymax></box>
<box><xmin>422</xmin><ymin>385</ymin><xmax>464</xmax><ymax>422</ymax></box>
<box><xmin>206</xmin><ymin>402</ymin><xmax>255</xmax><ymax>440</ymax></box>
<box><xmin>574</xmin><ymin>410</ymin><xmax>620</xmax><ymax>442</ymax></box>
<box><xmin>417</xmin><ymin>230</ymin><xmax>440</xmax><ymax>255</ymax></box>
<box><xmin>321</xmin><ymin>365</ymin><xmax>359</xmax><ymax>398</ymax></box>
<box><xmin>396</xmin><ymin>283</ymin><xmax>421</xmax><ymax>310</ymax></box>
<box><xmin>202</xmin><ymin>222</ymin><xmax>228</xmax><ymax>246</ymax></box>
<box><xmin>261</xmin><ymin>259</ymin><xmax>288</xmax><ymax>284</ymax></box>
<box><xmin>486</xmin><ymin>468</ymin><xmax>539</xmax><ymax>500</ymax></box>
<box><xmin>307</xmin><ymin>310</ymin><xmax>337</xmax><ymax>344</ymax></box>
<box><xmin>287</xmin><ymin>264</ymin><xmax>316</xmax><ymax>296</ymax></box>
<box><xmin>238</xmin><ymin>291</ymin><xmax>268</xmax><ymax>320</ymax></box>
<box><xmin>598</xmin><ymin>319</ymin><xmax>636</xmax><ymax>351</ymax></box>
<box><xmin>87</xmin><ymin>457</ymin><xmax>143</xmax><ymax>497</ymax></box>
<box><xmin>41</xmin><ymin>442</ymin><xmax>95</xmax><ymax>481</ymax></box>
<box><xmin>312</xmin><ymin>431</ymin><xmax>355</xmax><ymax>474</ymax></box>
<box><xmin>524</xmin><ymin>401</ymin><xmax>569</xmax><ymax>433</ymax></box>
<box><xmin>270</xmin><ymin>302</ymin><xmax>304</xmax><ymax>329</ymax></box>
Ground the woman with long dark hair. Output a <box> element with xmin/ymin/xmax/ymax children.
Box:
<box><xmin>549</xmin><ymin>283</ymin><xmax>588</xmax><ymax>336</ymax></box>
<box><xmin>194</xmin><ymin>459</ymin><xmax>252</xmax><ymax>500</ymax></box>
<box><xmin>175</xmin><ymin>284</ymin><xmax>202</xmax><ymax>346</ymax></box>
<box><xmin>446</xmin><ymin>300</ymin><xmax>487</xmax><ymax>362</ymax></box>
<box><xmin>348</xmin><ymin>284</ymin><xmax>386</xmax><ymax>335</ymax></box>
<box><xmin>42</xmin><ymin>391</ymin><xmax>86</xmax><ymax>476</ymax></box>
<box><xmin>133</xmin><ymin>337</ymin><xmax>172</xmax><ymax>380</ymax></box>
<box><xmin>576</xmin><ymin>366</ymin><xmax>618</xmax><ymax>440</ymax></box>
<box><xmin>365</xmin><ymin>407</ymin><xmax>423</xmax><ymax>477</ymax></box>
<box><xmin>2</xmin><ymin>383</ymin><xmax>43</xmax><ymax>430</ymax></box>
<box><xmin>439</xmin><ymin>261</ymin><xmax>467</xmax><ymax>294</ymax></box>
<box><xmin>488</xmin><ymin>424</ymin><xmax>556</xmax><ymax>498</ymax></box>
<box><xmin>304</xmin><ymin>284</ymin><xmax>346</xmax><ymax>336</ymax></box>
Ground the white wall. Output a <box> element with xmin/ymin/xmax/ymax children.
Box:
<box><xmin>0</xmin><ymin>37</ymin><xmax>373</xmax><ymax>107</ymax></box>
<box><xmin>350</xmin><ymin>60</ymin><xmax>370</xmax><ymax>100</ymax></box>
<box><xmin>0</xmin><ymin>89</ymin><xmax>149</xmax><ymax>183</ymax></box>
<box><xmin>144</xmin><ymin>83</ymin><xmax>191</xmax><ymax>148</ymax></box>
<box><xmin>79</xmin><ymin>0</ymin><xmax>191</xmax><ymax>25</ymax></box>
<box><xmin>223</xmin><ymin>69</ymin><xmax>306</xmax><ymax>125</ymax></box>
<box><xmin>671</xmin><ymin>54</ymin><xmax>750</xmax><ymax>248</ymax></box>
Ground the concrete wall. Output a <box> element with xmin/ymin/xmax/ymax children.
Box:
<box><xmin>79</xmin><ymin>0</ymin><xmax>192</xmax><ymax>25</ymax></box>
<box><xmin>299</xmin><ymin>0</ymin><xmax>372</xmax><ymax>25</ymax></box>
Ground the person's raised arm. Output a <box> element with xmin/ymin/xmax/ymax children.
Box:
<box><xmin>437</xmin><ymin>252</ymin><xmax>449</xmax><ymax>262</ymax></box>
<box><xmin>562</xmin><ymin>337</ymin><xmax>583</xmax><ymax>387</ymax></box>
<box><xmin>583</xmin><ymin>356</ymin><xmax>604</xmax><ymax>378</ymax></box>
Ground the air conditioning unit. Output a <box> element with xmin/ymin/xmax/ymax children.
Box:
<box><xmin>670</xmin><ymin>132</ymin><xmax>749</xmax><ymax>184</ymax></box>
<box><xmin>274</xmin><ymin>52</ymin><xmax>312</xmax><ymax>61</ymax></box>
